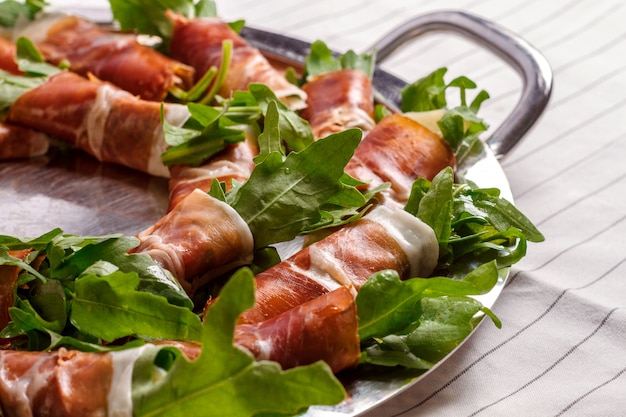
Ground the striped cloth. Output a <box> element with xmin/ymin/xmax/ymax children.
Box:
<box><xmin>48</xmin><ymin>0</ymin><xmax>626</xmax><ymax>415</ymax></box>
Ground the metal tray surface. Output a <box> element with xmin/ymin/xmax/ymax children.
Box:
<box><xmin>0</xmin><ymin>8</ymin><xmax>553</xmax><ymax>417</ymax></box>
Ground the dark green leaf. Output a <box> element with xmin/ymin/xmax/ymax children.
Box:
<box><xmin>249</xmin><ymin>83</ymin><xmax>314</xmax><ymax>152</ymax></box>
<box><xmin>71</xmin><ymin>271</ymin><xmax>202</xmax><ymax>343</ymax></box>
<box><xmin>229</xmin><ymin>129</ymin><xmax>361</xmax><ymax>249</ymax></box>
<box><xmin>401</xmin><ymin>67</ymin><xmax>448</xmax><ymax>112</ymax></box>
<box><xmin>357</xmin><ymin>262</ymin><xmax>498</xmax><ymax>341</ymax></box>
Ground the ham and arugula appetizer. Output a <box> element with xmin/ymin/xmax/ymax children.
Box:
<box><xmin>6</xmin><ymin>70</ymin><xmax>190</xmax><ymax>177</ymax></box>
<box><xmin>299</xmin><ymin>40</ymin><xmax>376</xmax><ymax>139</ymax></box>
<box><xmin>108</xmin><ymin>0</ymin><xmax>307</xmax><ymax>110</ymax></box>
<box><xmin>0</xmin><ymin>1</ymin><xmax>546</xmax><ymax>416</ymax></box>
<box><xmin>4</xmin><ymin>9</ymin><xmax>195</xmax><ymax>101</ymax></box>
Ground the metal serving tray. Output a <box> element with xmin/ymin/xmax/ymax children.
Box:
<box><xmin>0</xmin><ymin>9</ymin><xmax>552</xmax><ymax>417</ymax></box>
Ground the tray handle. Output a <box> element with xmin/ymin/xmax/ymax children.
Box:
<box><xmin>368</xmin><ymin>10</ymin><xmax>553</xmax><ymax>159</ymax></box>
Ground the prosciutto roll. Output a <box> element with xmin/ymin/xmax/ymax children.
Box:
<box><xmin>0</xmin><ymin>122</ymin><xmax>49</xmax><ymax>160</ymax></box>
<box><xmin>6</xmin><ymin>71</ymin><xmax>190</xmax><ymax>177</ymax></box>
<box><xmin>234</xmin><ymin>286</ymin><xmax>360</xmax><ymax>374</ymax></box>
<box><xmin>167</xmin><ymin>132</ymin><xmax>258</xmax><ymax>211</ymax></box>
<box><xmin>346</xmin><ymin>113</ymin><xmax>456</xmax><ymax>206</ymax></box>
<box><xmin>167</xmin><ymin>11</ymin><xmax>307</xmax><ymax>109</ymax></box>
<box><xmin>0</xmin><ymin>345</ymin><xmax>162</xmax><ymax>417</ymax></box>
<box><xmin>300</xmin><ymin>69</ymin><xmax>375</xmax><ymax>139</ymax></box>
<box><xmin>0</xmin><ymin>37</ymin><xmax>21</xmax><ymax>75</ymax></box>
<box><xmin>134</xmin><ymin>189</ymin><xmax>254</xmax><ymax>296</ymax></box>
<box><xmin>17</xmin><ymin>13</ymin><xmax>194</xmax><ymax>101</ymax></box>
<box><xmin>237</xmin><ymin>205</ymin><xmax>438</xmax><ymax>324</ymax></box>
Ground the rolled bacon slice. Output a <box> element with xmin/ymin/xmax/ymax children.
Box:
<box><xmin>6</xmin><ymin>71</ymin><xmax>190</xmax><ymax>177</ymax></box>
<box><xmin>0</xmin><ymin>122</ymin><xmax>49</xmax><ymax>160</ymax></box>
<box><xmin>346</xmin><ymin>113</ymin><xmax>456</xmax><ymax>207</ymax></box>
<box><xmin>300</xmin><ymin>69</ymin><xmax>375</xmax><ymax>139</ymax></box>
<box><xmin>234</xmin><ymin>286</ymin><xmax>360</xmax><ymax>374</ymax></box>
<box><xmin>237</xmin><ymin>205</ymin><xmax>438</xmax><ymax>324</ymax></box>
<box><xmin>167</xmin><ymin>132</ymin><xmax>258</xmax><ymax>211</ymax></box>
<box><xmin>17</xmin><ymin>13</ymin><xmax>194</xmax><ymax>101</ymax></box>
<box><xmin>167</xmin><ymin>11</ymin><xmax>307</xmax><ymax>109</ymax></box>
<box><xmin>0</xmin><ymin>37</ymin><xmax>21</xmax><ymax>75</ymax></box>
<box><xmin>134</xmin><ymin>189</ymin><xmax>254</xmax><ymax>296</ymax></box>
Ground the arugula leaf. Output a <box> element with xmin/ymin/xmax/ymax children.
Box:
<box><xmin>357</xmin><ymin>263</ymin><xmax>499</xmax><ymax>342</ymax></box>
<box><xmin>132</xmin><ymin>268</ymin><xmax>345</xmax><ymax>417</ymax></box>
<box><xmin>1</xmin><ymin>305</ymin><xmax>145</xmax><ymax>352</ymax></box>
<box><xmin>0</xmin><ymin>0</ymin><xmax>48</xmax><ymax>28</ymax></box>
<box><xmin>109</xmin><ymin>0</ymin><xmax>217</xmax><ymax>44</ymax></box>
<box><xmin>228</xmin><ymin>103</ymin><xmax>362</xmax><ymax>249</ymax></box>
<box><xmin>14</xmin><ymin>36</ymin><xmax>62</xmax><ymax>76</ymax></box>
<box><xmin>161</xmin><ymin>102</ymin><xmax>249</xmax><ymax>166</ymax></box>
<box><xmin>51</xmin><ymin>236</ymin><xmax>191</xmax><ymax>308</ymax></box>
<box><xmin>401</xmin><ymin>68</ymin><xmax>490</xmax><ymax>164</ymax></box>
<box><xmin>401</xmin><ymin>67</ymin><xmax>448</xmax><ymax>112</ymax></box>
<box><xmin>0</xmin><ymin>69</ymin><xmax>48</xmax><ymax>112</ymax></box>
<box><xmin>404</xmin><ymin>166</ymin><xmax>544</xmax><ymax>277</ymax></box>
<box><xmin>71</xmin><ymin>269</ymin><xmax>202</xmax><ymax>343</ymax></box>
<box><xmin>248</xmin><ymin>83</ymin><xmax>314</xmax><ymax>152</ymax></box>
<box><xmin>0</xmin><ymin>37</ymin><xmax>63</xmax><ymax>111</ymax></box>
<box><xmin>361</xmin><ymin>295</ymin><xmax>497</xmax><ymax>368</ymax></box>
<box><xmin>0</xmin><ymin>230</ymin><xmax>199</xmax><ymax>349</ymax></box>
<box><xmin>303</xmin><ymin>40</ymin><xmax>375</xmax><ymax>79</ymax></box>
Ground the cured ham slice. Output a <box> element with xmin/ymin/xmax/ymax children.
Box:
<box><xmin>234</xmin><ymin>286</ymin><xmax>360</xmax><ymax>374</ymax></box>
<box><xmin>346</xmin><ymin>113</ymin><xmax>456</xmax><ymax>206</ymax></box>
<box><xmin>0</xmin><ymin>122</ymin><xmax>49</xmax><ymax>160</ymax></box>
<box><xmin>167</xmin><ymin>11</ymin><xmax>307</xmax><ymax>109</ymax></box>
<box><xmin>167</xmin><ymin>132</ymin><xmax>258</xmax><ymax>211</ymax></box>
<box><xmin>0</xmin><ymin>349</ymin><xmax>113</xmax><ymax>417</ymax></box>
<box><xmin>0</xmin><ymin>345</ymin><xmax>161</xmax><ymax>417</ymax></box>
<box><xmin>300</xmin><ymin>69</ymin><xmax>375</xmax><ymax>139</ymax></box>
<box><xmin>134</xmin><ymin>189</ymin><xmax>254</xmax><ymax>296</ymax></box>
<box><xmin>17</xmin><ymin>13</ymin><xmax>194</xmax><ymax>101</ymax></box>
<box><xmin>0</xmin><ymin>37</ymin><xmax>21</xmax><ymax>75</ymax></box>
<box><xmin>237</xmin><ymin>205</ymin><xmax>438</xmax><ymax>324</ymax></box>
<box><xmin>6</xmin><ymin>71</ymin><xmax>190</xmax><ymax>177</ymax></box>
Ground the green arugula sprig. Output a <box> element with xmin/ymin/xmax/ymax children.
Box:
<box><xmin>405</xmin><ymin>166</ymin><xmax>544</xmax><ymax>277</ymax></box>
<box><xmin>224</xmin><ymin>101</ymin><xmax>364</xmax><ymax>249</ymax></box>
<box><xmin>0</xmin><ymin>0</ymin><xmax>48</xmax><ymax>28</ymax></box>
<box><xmin>0</xmin><ymin>230</ymin><xmax>201</xmax><ymax>350</ymax></box>
<box><xmin>109</xmin><ymin>0</ymin><xmax>217</xmax><ymax>47</ymax></box>
<box><xmin>357</xmin><ymin>264</ymin><xmax>500</xmax><ymax>369</ymax></box>
<box><xmin>0</xmin><ymin>37</ymin><xmax>62</xmax><ymax>112</ymax></box>
<box><xmin>303</xmin><ymin>39</ymin><xmax>375</xmax><ymax>81</ymax></box>
<box><xmin>400</xmin><ymin>67</ymin><xmax>491</xmax><ymax>165</ymax></box>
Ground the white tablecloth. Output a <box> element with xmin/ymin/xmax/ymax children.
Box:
<box><xmin>38</xmin><ymin>0</ymin><xmax>626</xmax><ymax>415</ymax></box>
